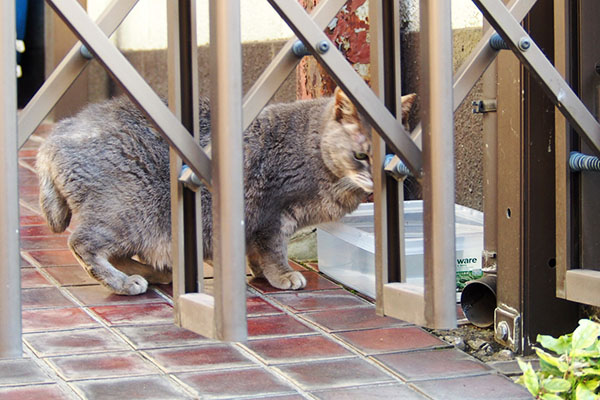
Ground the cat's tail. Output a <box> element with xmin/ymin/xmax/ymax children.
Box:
<box><xmin>36</xmin><ymin>153</ymin><xmax>72</xmax><ymax>233</ymax></box>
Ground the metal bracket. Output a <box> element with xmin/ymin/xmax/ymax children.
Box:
<box><xmin>472</xmin><ymin>99</ymin><xmax>497</xmax><ymax>114</ymax></box>
<box><xmin>489</xmin><ymin>32</ymin><xmax>531</xmax><ymax>52</ymax></box>
<box><xmin>178</xmin><ymin>165</ymin><xmax>202</xmax><ymax>192</ymax></box>
<box><xmin>291</xmin><ymin>39</ymin><xmax>330</xmax><ymax>57</ymax></box>
<box><xmin>494</xmin><ymin>305</ymin><xmax>521</xmax><ymax>352</ymax></box>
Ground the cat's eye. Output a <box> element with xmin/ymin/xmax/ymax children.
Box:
<box><xmin>353</xmin><ymin>152</ymin><xmax>368</xmax><ymax>161</ymax></box>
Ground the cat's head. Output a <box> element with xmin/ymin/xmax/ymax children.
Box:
<box><xmin>321</xmin><ymin>87</ymin><xmax>416</xmax><ymax>194</ymax></box>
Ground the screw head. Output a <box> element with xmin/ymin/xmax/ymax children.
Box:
<box><xmin>80</xmin><ymin>45</ymin><xmax>93</xmax><ymax>60</ymax></box>
<box><xmin>518</xmin><ymin>37</ymin><xmax>531</xmax><ymax>51</ymax></box>
<box><xmin>496</xmin><ymin>321</ymin><xmax>509</xmax><ymax>341</ymax></box>
<box><xmin>317</xmin><ymin>40</ymin><xmax>330</xmax><ymax>54</ymax></box>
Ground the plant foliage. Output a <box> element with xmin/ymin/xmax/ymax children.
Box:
<box><xmin>517</xmin><ymin>319</ymin><xmax>600</xmax><ymax>399</ymax></box>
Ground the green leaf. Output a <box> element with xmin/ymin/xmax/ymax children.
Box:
<box><xmin>536</xmin><ymin>347</ymin><xmax>569</xmax><ymax>372</ymax></box>
<box><xmin>571</xmin><ymin>348</ymin><xmax>600</xmax><ymax>358</ymax></box>
<box><xmin>574</xmin><ymin>382</ymin><xmax>600</xmax><ymax>400</ymax></box>
<box><xmin>541</xmin><ymin>377</ymin><xmax>572</xmax><ymax>393</ymax></box>
<box><xmin>584</xmin><ymin>378</ymin><xmax>600</xmax><ymax>391</ymax></box>
<box><xmin>517</xmin><ymin>358</ymin><xmax>540</xmax><ymax>396</ymax></box>
<box><xmin>541</xmin><ymin>394</ymin><xmax>565</xmax><ymax>400</ymax></box>
<box><xmin>581</xmin><ymin>368</ymin><xmax>600</xmax><ymax>377</ymax></box>
<box><xmin>538</xmin><ymin>334</ymin><xmax>571</xmax><ymax>355</ymax></box>
<box><xmin>572</xmin><ymin>320</ymin><xmax>600</xmax><ymax>351</ymax></box>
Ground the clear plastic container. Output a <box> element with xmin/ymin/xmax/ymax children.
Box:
<box><xmin>317</xmin><ymin>200</ymin><xmax>484</xmax><ymax>299</ymax></box>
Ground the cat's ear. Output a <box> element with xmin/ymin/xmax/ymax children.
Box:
<box><xmin>333</xmin><ymin>87</ymin><xmax>359</xmax><ymax>124</ymax></box>
<box><xmin>400</xmin><ymin>93</ymin><xmax>416</xmax><ymax>126</ymax></box>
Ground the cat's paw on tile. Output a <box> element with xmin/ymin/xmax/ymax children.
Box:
<box><xmin>268</xmin><ymin>271</ymin><xmax>307</xmax><ymax>290</ymax></box>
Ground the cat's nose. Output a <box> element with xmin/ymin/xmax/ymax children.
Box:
<box><xmin>366</xmin><ymin>193</ymin><xmax>374</xmax><ymax>202</ymax></box>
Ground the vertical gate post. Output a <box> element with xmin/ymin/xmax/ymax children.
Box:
<box><xmin>167</xmin><ymin>0</ymin><xmax>203</xmax><ymax>312</ymax></box>
<box><xmin>0</xmin><ymin>0</ymin><xmax>23</xmax><ymax>358</ymax></box>
<box><xmin>419</xmin><ymin>0</ymin><xmax>457</xmax><ymax>328</ymax></box>
<box><xmin>495</xmin><ymin>0</ymin><xmax>579</xmax><ymax>354</ymax></box>
<box><xmin>209</xmin><ymin>0</ymin><xmax>247</xmax><ymax>342</ymax></box>
<box><xmin>371</xmin><ymin>0</ymin><xmax>404</xmax><ymax>315</ymax></box>
<box><xmin>482</xmin><ymin>15</ymin><xmax>499</xmax><ymax>274</ymax></box>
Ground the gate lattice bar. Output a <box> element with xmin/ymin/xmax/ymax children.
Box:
<box><xmin>473</xmin><ymin>0</ymin><xmax>600</xmax><ymax>154</ymax></box>
<box><xmin>396</xmin><ymin>0</ymin><xmax>537</xmax><ymax>149</ymax></box>
<box><xmin>17</xmin><ymin>0</ymin><xmax>138</xmax><ymax>149</ymax></box>
<box><xmin>268</xmin><ymin>0</ymin><xmax>423</xmax><ymax>176</ymax></box>
<box><xmin>166</xmin><ymin>0</ymin><xmax>208</xmax><ymax>334</ymax></box>
<box><xmin>242</xmin><ymin>0</ymin><xmax>347</xmax><ymax>131</ymax></box>
<box><xmin>0</xmin><ymin>0</ymin><xmax>22</xmax><ymax>358</ymax></box>
<box><xmin>45</xmin><ymin>0</ymin><xmax>212</xmax><ymax>187</ymax></box>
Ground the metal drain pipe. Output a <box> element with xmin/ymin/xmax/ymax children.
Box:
<box><xmin>460</xmin><ymin>274</ymin><xmax>497</xmax><ymax>328</ymax></box>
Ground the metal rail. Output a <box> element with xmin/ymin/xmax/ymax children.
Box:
<box><xmin>45</xmin><ymin>0</ymin><xmax>212</xmax><ymax>187</ymax></box>
<box><xmin>410</xmin><ymin>0</ymin><xmax>537</xmax><ymax>147</ymax></box>
<box><xmin>267</xmin><ymin>0</ymin><xmax>423</xmax><ymax>176</ymax></box>
<box><xmin>208</xmin><ymin>0</ymin><xmax>247</xmax><ymax>342</ymax></box>
<box><xmin>242</xmin><ymin>0</ymin><xmax>347</xmax><ymax>131</ymax></box>
<box><xmin>473</xmin><ymin>0</ymin><xmax>600</xmax><ymax>156</ymax></box>
<box><xmin>17</xmin><ymin>0</ymin><xmax>138</xmax><ymax>148</ymax></box>
<box><xmin>0</xmin><ymin>0</ymin><xmax>23</xmax><ymax>358</ymax></box>
<box><xmin>419</xmin><ymin>0</ymin><xmax>457</xmax><ymax>329</ymax></box>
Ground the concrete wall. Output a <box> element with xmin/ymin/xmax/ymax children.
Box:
<box><xmin>86</xmin><ymin>40</ymin><xmax>297</xmax><ymax>105</ymax></box>
<box><xmin>52</xmin><ymin>0</ymin><xmax>298</xmax><ymax>117</ymax></box>
<box><xmin>401</xmin><ymin>26</ymin><xmax>485</xmax><ymax>211</ymax></box>
<box><xmin>401</xmin><ymin>0</ymin><xmax>485</xmax><ymax>211</ymax></box>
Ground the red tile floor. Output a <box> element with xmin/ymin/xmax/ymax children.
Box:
<box><xmin>2</xmin><ymin>127</ymin><xmax>533</xmax><ymax>399</ymax></box>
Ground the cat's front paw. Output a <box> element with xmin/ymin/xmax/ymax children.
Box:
<box><xmin>119</xmin><ymin>274</ymin><xmax>148</xmax><ymax>295</ymax></box>
<box><xmin>268</xmin><ymin>271</ymin><xmax>307</xmax><ymax>290</ymax></box>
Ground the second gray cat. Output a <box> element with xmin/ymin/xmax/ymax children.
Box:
<box><xmin>36</xmin><ymin>88</ymin><xmax>415</xmax><ymax>295</ymax></box>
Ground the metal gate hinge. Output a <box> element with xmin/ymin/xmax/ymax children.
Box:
<box><xmin>472</xmin><ymin>99</ymin><xmax>497</xmax><ymax>114</ymax></box>
<box><xmin>495</xmin><ymin>305</ymin><xmax>521</xmax><ymax>353</ymax></box>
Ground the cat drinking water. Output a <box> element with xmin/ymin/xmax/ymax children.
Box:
<box><xmin>36</xmin><ymin>88</ymin><xmax>415</xmax><ymax>295</ymax></box>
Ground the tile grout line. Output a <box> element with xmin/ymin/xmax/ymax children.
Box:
<box><xmin>19</xmin><ymin>198</ymin><xmax>41</xmax><ymax>216</ymax></box>
<box><xmin>19</xmin><ymin>338</ymin><xmax>85</xmax><ymax>399</ymax></box>
<box><xmin>230</xmin><ymin>341</ymin><xmax>318</xmax><ymax>400</ymax></box>
<box><xmin>19</xmin><ymin>136</ymin><xmax>198</xmax><ymax>399</ymax></box>
<box><xmin>19</xmin><ymin>252</ymin><xmax>203</xmax><ymax>399</ymax></box>
<box><xmin>251</xmin><ymin>275</ymin><xmax>500</xmax><ymax>386</ymax></box>
<box><xmin>18</xmin><ymin>135</ymin><xmax>300</xmax><ymax>399</ymax></box>
<box><xmin>18</xmin><ymin>144</ymin><xmax>494</xmax><ymax>398</ymax></box>
<box><xmin>246</xmin><ymin>285</ymin><xmax>413</xmax><ymax>386</ymax></box>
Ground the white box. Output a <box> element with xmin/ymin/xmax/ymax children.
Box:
<box><xmin>317</xmin><ymin>201</ymin><xmax>484</xmax><ymax>299</ymax></box>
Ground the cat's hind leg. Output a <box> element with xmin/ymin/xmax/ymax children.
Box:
<box><xmin>246</xmin><ymin>249</ymin><xmax>265</xmax><ymax>279</ymax></box>
<box><xmin>110</xmin><ymin>256</ymin><xmax>172</xmax><ymax>285</ymax></box>
<box><xmin>68</xmin><ymin>225</ymin><xmax>148</xmax><ymax>295</ymax></box>
<box><xmin>247</xmin><ymin>236</ymin><xmax>306</xmax><ymax>290</ymax></box>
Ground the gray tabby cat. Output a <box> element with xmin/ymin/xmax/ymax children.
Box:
<box><xmin>36</xmin><ymin>88</ymin><xmax>415</xmax><ymax>295</ymax></box>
